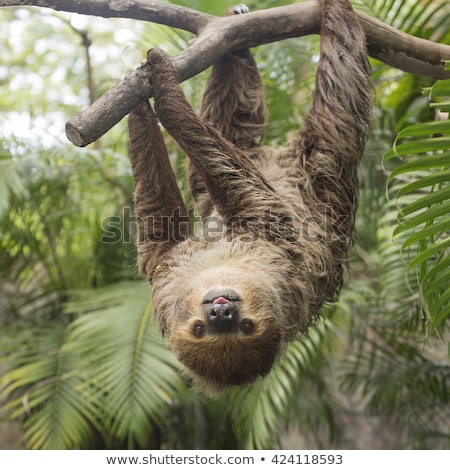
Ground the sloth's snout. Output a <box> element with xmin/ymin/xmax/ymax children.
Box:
<box><xmin>205</xmin><ymin>299</ymin><xmax>239</xmax><ymax>334</ymax></box>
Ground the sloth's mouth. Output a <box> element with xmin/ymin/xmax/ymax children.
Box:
<box><xmin>211</xmin><ymin>296</ymin><xmax>232</xmax><ymax>305</ymax></box>
<box><xmin>202</xmin><ymin>289</ymin><xmax>241</xmax><ymax>305</ymax></box>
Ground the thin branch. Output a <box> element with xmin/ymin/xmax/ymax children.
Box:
<box><xmin>64</xmin><ymin>21</ymin><xmax>95</xmax><ymax>104</ymax></box>
<box><xmin>1</xmin><ymin>0</ymin><xmax>450</xmax><ymax>146</ymax></box>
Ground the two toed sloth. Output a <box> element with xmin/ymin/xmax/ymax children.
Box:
<box><xmin>128</xmin><ymin>0</ymin><xmax>373</xmax><ymax>393</ymax></box>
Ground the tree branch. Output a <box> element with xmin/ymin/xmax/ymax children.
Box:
<box><xmin>1</xmin><ymin>0</ymin><xmax>449</xmax><ymax>146</ymax></box>
<box><xmin>0</xmin><ymin>0</ymin><xmax>213</xmax><ymax>31</ymax></box>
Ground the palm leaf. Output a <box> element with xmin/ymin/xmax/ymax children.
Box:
<box><xmin>383</xmin><ymin>78</ymin><xmax>450</xmax><ymax>334</ymax></box>
<box><xmin>0</xmin><ymin>147</ymin><xmax>27</xmax><ymax>218</ymax></box>
<box><xmin>342</xmin><ymin>332</ymin><xmax>450</xmax><ymax>448</ymax></box>
<box><xmin>354</xmin><ymin>0</ymin><xmax>450</xmax><ymax>39</ymax></box>
<box><xmin>375</xmin><ymin>204</ymin><xmax>423</xmax><ymax>331</ymax></box>
<box><xmin>64</xmin><ymin>281</ymin><xmax>186</xmax><ymax>448</ymax></box>
<box><xmin>1</xmin><ymin>281</ymin><xmax>186</xmax><ymax>449</ymax></box>
<box><xmin>0</xmin><ymin>327</ymin><xmax>99</xmax><ymax>449</ymax></box>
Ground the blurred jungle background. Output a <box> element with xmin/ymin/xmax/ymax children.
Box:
<box><xmin>0</xmin><ymin>0</ymin><xmax>449</xmax><ymax>450</ymax></box>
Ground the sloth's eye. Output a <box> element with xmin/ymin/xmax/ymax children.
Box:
<box><xmin>240</xmin><ymin>320</ymin><xmax>254</xmax><ymax>335</ymax></box>
<box><xmin>193</xmin><ymin>323</ymin><xmax>206</xmax><ymax>338</ymax></box>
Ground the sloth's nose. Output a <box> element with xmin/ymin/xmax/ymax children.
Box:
<box><xmin>206</xmin><ymin>301</ymin><xmax>239</xmax><ymax>334</ymax></box>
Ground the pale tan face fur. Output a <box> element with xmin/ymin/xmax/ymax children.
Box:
<box><xmin>152</xmin><ymin>245</ymin><xmax>290</xmax><ymax>393</ymax></box>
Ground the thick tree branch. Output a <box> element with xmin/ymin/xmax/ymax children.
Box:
<box><xmin>1</xmin><ymin>0</ymin><xmax>449</xmax><ymax>147</ymax></box>
<box><xmin>0</xmin><ymin>0</ymin><xmax>213</xmax><ymax>31</ymax></box>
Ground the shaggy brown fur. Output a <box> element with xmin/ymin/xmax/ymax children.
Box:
<box><xmin>128</xmin><ymin>0</ymin><xmax>373</xmax><ymax>393</ymax></box>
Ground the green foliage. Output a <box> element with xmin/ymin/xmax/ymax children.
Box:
<box><xmin>0</xmin><ymin>143</ymin><xmax>135</xmax><ymax>299</ymax></box>
<box><xmin>353</xmin><ymin>0</ymin><xmax>450</xmax><ymax>40</ymax></box>
<box><xmin>384</xmin><ymin>79</ymin><xmax>450</xmax><ymax>335</ymax></box>
<box><xmin>341</xmin><ymin>78</ymin><xmax>450</xmax><ymax>450</ymax></box>
<box><xmin>0</xmin><ymin>282</ymin><xmax>185</xmax><ymax>449</ymax></box>
<box><xmin>1</xmin><ymin>326</ymin><xmax>98</xmax><ymax>449</ymax></box>
<box><xmin>65</xmin><ymin>283</ymin><xmax>186</xmax><ymax>448</ymax></box>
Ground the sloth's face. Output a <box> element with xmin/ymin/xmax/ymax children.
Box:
<box><xmin>165</xmin><ymin>265</ymin><xmax>283</xmax><ymax>392</ymax></box>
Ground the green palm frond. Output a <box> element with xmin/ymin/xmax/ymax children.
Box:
<box><xmin>353</xmin><ymin>0</ymin><xmax>450</xmax><ymax>40</ymax></box>
<box><xmin>375</xmin><ymin>199</ymin><xmax>423</xmax><ymax>332</ymax></box>
<box><xmin>64</xmin><ymin>282</ymin><xmax>187</xmax><ymax>448</ymax></box>
<box><xmin>0</xmin><ymin>327</ymin><xmax>99</xmax><ymax>449</ymax></box>
<box><xmin>342</xmin><ymin>328</ymin><xmax>450</xmax><ymax>448</ymax></box>
<box><xmin>1</xmin><ymin>281</ymin><xmax>186</xmax><ymax>449</ymax></box>
<box><xmin>383</xmin><ymin>79</ymin><xmax>450</xmax><ymax>334</ymax></box>
<box><xmin>0</xmin><ymin>147</ymin><xmax>27</xmax><ymax>219</ymax></box>
<box><xmin>341</xmin><ymin>78</ymin><xmax>450</xmax><ymax>449</ymax></box>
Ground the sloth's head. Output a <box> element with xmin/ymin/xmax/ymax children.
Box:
<box><xmin>159</xmin><ymin>264</ymin><xmax>284</xmax><ymax>393</ymax></box>
<box><xmin>151</xmin><ymin>237</ymin><xmax>311</xmax><ymax>394</ymax></box>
